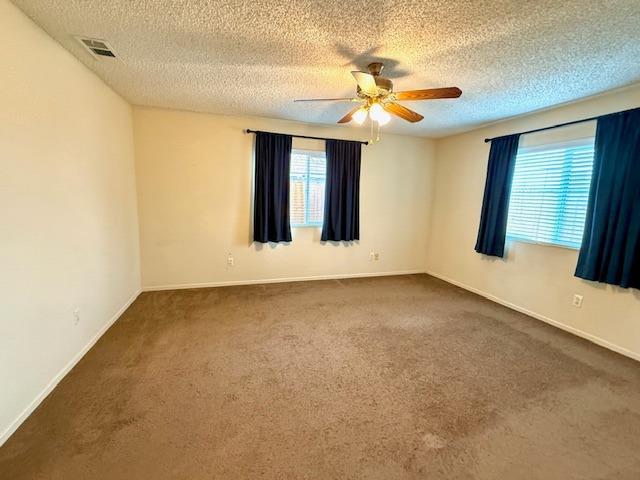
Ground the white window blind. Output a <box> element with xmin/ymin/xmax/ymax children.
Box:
<box><xmin>506</xmin><ymin>139</ymin><xmax>595</xmax><ymax>249</ymax></box>
<box><xmin>290</xmin><ymin>150</ymin><xmax>326</xmax><ymax>227</ymax></box>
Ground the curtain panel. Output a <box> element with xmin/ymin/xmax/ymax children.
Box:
<box><xmin>321</xmin><ymin>139</ymin><xmax>362</xmax><ymax>242</ymax></box>
<box><xmin>575</xmin><ymin>108</ymin><xmax>640</xmax><ymax>289</ymax></box>
<box><xmin>253</xmin><ymin>132</ymin><xmax>293</xmax><ymax>243</ymax></box>
<box><xmin>474</xmin><ymin>134</ymin><xmax>521</xmax><ymax>257</ymax></box>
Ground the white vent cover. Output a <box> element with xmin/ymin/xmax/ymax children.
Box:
<box><xmin>75</xmin><ymin>36</ymin><xmax>118</xmax><ymax>59</ymax></box>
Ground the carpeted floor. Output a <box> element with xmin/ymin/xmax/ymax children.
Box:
<box><xmin>1</xmin><ymin>274</ymin><xmax>640</xmax><ymax>479</ymax></box>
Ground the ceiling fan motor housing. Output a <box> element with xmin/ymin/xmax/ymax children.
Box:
<box><xmin>367</xmin><ymin>62</ymin><xmax>384</xmax><ymax>75</ymax></box>
<box><xmin>368</xmin><ymin>62</ymin><xmax>393</xmax><ymax>94</ymax></box>
<box><xmin>374</xmin><ymin>76</ymin><xmax>393</xmax><ymax>93</ymax></box>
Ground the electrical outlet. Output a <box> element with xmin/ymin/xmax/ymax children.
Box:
<box><xmin>227</xmin><ymin>254</ymin><xmax>234</xmax><ymax>267</ymax></box>
<box><xmin>374</xmin><ymin>252</ymin><xmax>380</xmax><ymax>261</ymax></box>
<box><xmin>73</xmin><ymin>308</ymin><xmax>80</xmax><ymax>325</ymax></box>
<box><xmin>573</xmin><ymin>294</ymin><xmax>583</xmax><ymax>308</ymax></box>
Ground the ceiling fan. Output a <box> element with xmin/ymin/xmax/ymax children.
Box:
<box><xmin>294</xmin><ymin>62</ymin><xmax>462</xmax><ymax>126</ymax></box>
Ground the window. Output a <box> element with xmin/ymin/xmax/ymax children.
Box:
<box><xmin>506</xmin><ymin>139</ymin><xmax>594</xmax><ymax>249</ymax></box>
<box><xmin>290</xmin><ymin>149</ymin><xmax>326</xmax><ymax>227</ymax></box>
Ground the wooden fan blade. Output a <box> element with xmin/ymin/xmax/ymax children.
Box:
<box><xmin>294</xmin><ymin>98</ymin><xmax>355</xmax><ymax>103</ymax></box>
<box><xmin>383</xmin><ymin>103</ymin><xmax>424</xmax><ymax>123</ymax></box>
<box><xmin>351</xmin><ymin>71</ymin><xmax>378</xmax><ymax>96</ymax></box>
<box><xmin>394</xmin><ymin>87</ymin><xmax>462</xmax><ymax>101</ymax></box>
<box><xmin>337</xmin><ymin>105</ymin><xmax>363</xmax><ymax>124</ymax></box>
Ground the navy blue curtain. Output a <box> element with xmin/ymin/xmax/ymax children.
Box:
<box><xmin>321</xmin><ymin>139</ymin><xmax>361</xmax><ymax>241</ymax></box>
<box><xmin>474</xmin><ymin>134</ymin><xmax>521</xmax><ymax>257</ymax></box>
<box><xmin>575</xmin><ymin>108</ymin><xmax>640</xmax><ymax>289</ymax></box>
<box><xmin>253</xmin><ymin>132</ymin><xmax>292</xmax><ymax>243</ymax></box>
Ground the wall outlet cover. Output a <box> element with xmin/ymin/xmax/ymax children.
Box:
<box><xmin>573</xmin><ymin>294</ymin><xmax>583</xmax><ymax>308</ymax></box>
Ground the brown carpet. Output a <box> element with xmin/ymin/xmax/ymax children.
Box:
<box><xmin>1</xmin><ymin>274</ymin><xmax>640</xmax><ymax>479</ymax></box>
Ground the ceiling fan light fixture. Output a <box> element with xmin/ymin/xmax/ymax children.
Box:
<box><xmin>369</xmin><ymin>103</ymin><xmax>384</xmax><ymax>122</ymax></box>
<box><xmin>352</xmin><ymin>107</ymin><xmax>368</xmax><ymax>125</ymax></box>
<box><xmin>377</xmin><ymin>110</ymin><xmax>391</xmax><ymax>125</ymax></box>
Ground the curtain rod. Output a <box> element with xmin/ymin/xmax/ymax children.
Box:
<box><xmin>483</xmin><ymin>106</ymin><xmax>640</xmax><ymax>143</ymax></box>
<box><xmin>245</xmin><ymin>129</ymin><xmax>369</xmax><ymax>145</ymax></box>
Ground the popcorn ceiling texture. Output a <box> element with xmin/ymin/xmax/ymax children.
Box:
<box><xmin>11</xmin><ymin>0</ymin><xmax>640</xmax><ymax>136</ymax></box>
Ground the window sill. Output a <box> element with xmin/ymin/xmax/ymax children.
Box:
<box><xmin>506</xmin><ymin>236</ymin><xmax>580</xmax><ymax>251</ymax></box>
<box><xmin>292</xmin><ymin>225</ymin><xmax>322</xmax><ymax>229</ymax></box>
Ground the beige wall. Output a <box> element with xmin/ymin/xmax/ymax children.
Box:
<box><xmin>426</xmin><ymin>84</ymin><xmax>640</xmax><ymax>360</ymax></box>
<box><xmin>0</xmin><ymin>1</ymin><xmax>140</xmax><ymax>444</ymax></box>
<box><xmin>133</xmin><ymin>107</ymin><xmax>435</xmax><ymax>289</ymax></box>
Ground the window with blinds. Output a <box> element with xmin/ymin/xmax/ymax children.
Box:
<box><xmin>506</xmin><ymin>139</ymin><xmax>595</xmax><ymax>249</ymax></box>
<box><xmin>290</xmin><ymin>149</ymin><xmax>326</xmax><ymax>227</ymax></box>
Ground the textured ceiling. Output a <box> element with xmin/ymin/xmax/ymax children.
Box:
<box><xmin>12</xmin><ymin>0</ymin><xmax>640</xmax><ymax>136</ymax></box>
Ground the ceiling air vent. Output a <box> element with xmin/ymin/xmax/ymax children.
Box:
<box><xmin>75</xmin><ymin>36</ymin><xmax>118</xmax><ymax>59</ymax></box>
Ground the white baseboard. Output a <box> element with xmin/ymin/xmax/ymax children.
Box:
<box><xmin>141</xmin><ymin>269</ymin><xmax>426</xmax><ymax>292</ymax></box>
<box><xmin>425</xmin><ymin>270</ymin><xmax>640</xmax><ymax>363</ymax></box>
<box><xmin>0</xmin><ymin>289</ymin><xmax>142</xmax><ymax>447</ymax></box>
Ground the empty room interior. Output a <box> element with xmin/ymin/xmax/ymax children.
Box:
<box><xmin>2</xmin><ymin>0</ymin><xmax>640</xmax><ymax>478</ymax></box>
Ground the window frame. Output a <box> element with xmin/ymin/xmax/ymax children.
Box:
<box><xmin>506</xmin><ymin>137</ymin><xmax>595</xmax><ymax>251</ymax></box>
<box><xmin>289</xmin><ymin>148</ymin><xmax>326</xmax><ymax>228</ymax></box>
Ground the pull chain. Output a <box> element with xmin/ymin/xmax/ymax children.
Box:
<box><xmin>368</xmin><ymin>118</ymin><xmax>383</xmax><ymax>143</ymax></box>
